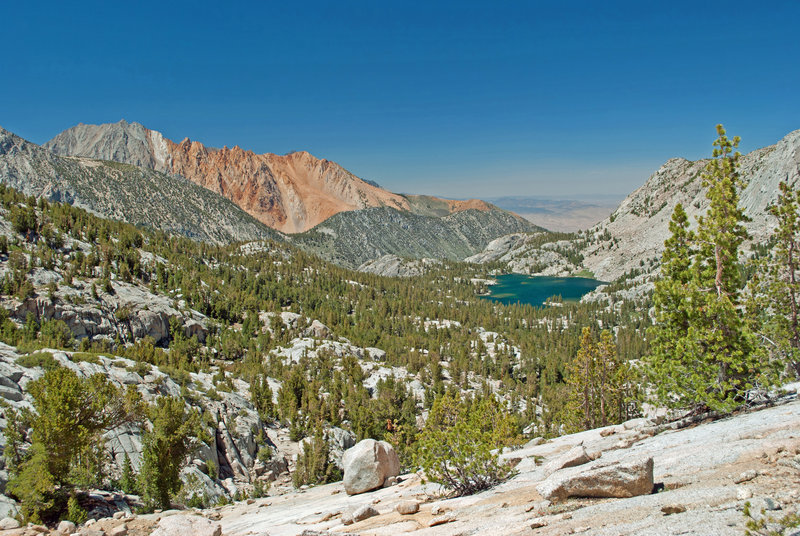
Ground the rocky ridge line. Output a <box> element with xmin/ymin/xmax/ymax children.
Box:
<box><xmin>465</xmin><ymin>128</ymin><xmax>800</xmax><ymax>283</ymax></box>
<box><xmin>581</xmin><ymin>129</ymin><xmax>799</xmax><ymax>281</ymax></box>
<box><xmin>45</xmin><ymin>121</ymin><xmax>502</xmax><ymax>234</ymax></box>
<box><xmin>0</xmin><ymin>126</ymin><xmax>278</xmax><ymax>244</ymax></box>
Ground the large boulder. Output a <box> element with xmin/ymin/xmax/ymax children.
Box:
<box><xmin>342</xmin><ymin>439</ymin><xmax>400</xmax><ymax>495</ymax></box>
<box><xmin>537</xmin><ymin>457</ymin><xmax>654</xmax><ymax>500</ymax></box>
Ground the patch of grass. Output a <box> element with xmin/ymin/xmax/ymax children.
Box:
<box><xmin>71</xmin><ymin>352</ymin><xmax>101</xmax><ymax>364</ymax></box>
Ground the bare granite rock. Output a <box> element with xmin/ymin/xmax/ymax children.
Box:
<box><xmin>357</xmin><ymin>255</ymin><xmax>441</xmax><ymax>277</ymax></box>
<box><xmin>342</xmin><ymin>439</ymin><xmax>400</xmax><ymax>495</ymax></box>
<box><xmin>429</xmin><ymin>514</ymin><xmax>456</xmax><ymax>527</ymax></box>
<box><xmin>396</xmin><ymin>500</ymin><xmax>420</xmax><ymax>515</ymax></box>
<box><xmin>537</xmin><ymin>457</ymin><xmax>654</xmax><ymax>500</ymax></box>
<box><xmin>351</xmin><ymin>504</ymin><xmax>380</xmax><ymax>522</ymax></box>
<box><xmin>0</xmin><ymin>517</ymin><xmax>20</xmax><ymax>530</ymax></box>
<box><xmin>542</xmin><ymin>444</ymin><xmax>594</xmax><ymax>476</ymax></box>
<box><xmin>56</xmin><ymin>520</ymin><xmax>77</xmax><ymax>533</ymax></box>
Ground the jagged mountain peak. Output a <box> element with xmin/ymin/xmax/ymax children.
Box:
<box><xmin>45</xmin><ymin>121</ymin><xmax>505</xmax><ymax>234</ymax></box>
<box><xmin>45</xmin><ymin>120</ymin><xmax>170</xmax><ymax>172</ymax></box>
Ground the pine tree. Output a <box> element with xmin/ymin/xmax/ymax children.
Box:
<box><xmin>565</xmin><ymin>327</ymin><xmax>598</xmax><ymax>430</ymax></box>
<box><xmin>119</xmin><ymin>453</ymin><xmax>139</xmax><ymax>495</ymax></box>
<box><xmin>565</xmin><ymin>327</ymin><xmax>638</xmax><ymax>431</ymax></box>
<box><xmin>647</xmin><ymin>125</ymin><xmax>765</xmax><ymax>412</ymax></box>
<box><xmin>646</xmin><ymin>204</ymin><xmax>695</xmax><ymax>403</ymax></box>
<box><xmin>292</xmin><ymin>425</ymin><xmax>341</xmax><ymax>487</ymax></box>
<box><xmin>690</xmin><ymin>125</ymin><xmax>759</xmax><ymax>410</ymax></box>
<box><xmin>139</xmin><ymin>397</ymin><xmax>205</xmax><ymax>509</ymax></box>
<box><xmin>750</xmin><ymin>181</ymin><xmax>800</xmax><ymax>377</ymax></box>
<box><xmin>250</xmin><ymin>374</ymin><xmax>277</xmax><ymax>422</ymax></box>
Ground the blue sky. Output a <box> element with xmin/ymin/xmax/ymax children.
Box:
<box><xmin>2</xmin><ymin>1</ymin><xmax>799</xmax><ymax>199</ymax></box>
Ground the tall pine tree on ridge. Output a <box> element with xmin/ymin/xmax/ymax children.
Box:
<box><xmin>646</xmin><ymin>125</ymin><xmax>768</xmax><ymax>412</ymax></box>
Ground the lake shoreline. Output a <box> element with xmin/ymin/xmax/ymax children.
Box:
<box><xmin>479</xmin><ymin>274</ymin><xmax>605</xmax><ymax>307</ymax></box>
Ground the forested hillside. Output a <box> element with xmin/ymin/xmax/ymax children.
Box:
<box><xmin>0</xmin><ymin>182</ymin><xmax>647</xmax><ymax>522</ymax></box>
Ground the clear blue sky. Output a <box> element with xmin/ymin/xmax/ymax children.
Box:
<box><xmin>2</xmin><ymin>1</ymin><xmax>799</xmax><ymax>199</ymax></box>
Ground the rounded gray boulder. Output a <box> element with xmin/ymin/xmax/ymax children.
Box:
<box><xmin>342</xmin><ymin>439</ymin><xmax>400</xmax><ymax>495</ymax></box>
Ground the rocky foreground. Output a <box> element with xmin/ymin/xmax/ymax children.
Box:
<box><xmin>216</xmin><ymin>390</ymin><xmax>800</xmax><ymax>535</ymax></box>
<box><xmin>3</xmin><ymin>389</ymin><xmax>795</xmax><ymax>536</ymax></box>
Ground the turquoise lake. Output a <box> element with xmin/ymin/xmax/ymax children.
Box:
<box><xmin>480</xmin><ymin>274</ymin><xmax>605</xmax><ymax>307</ymax></box>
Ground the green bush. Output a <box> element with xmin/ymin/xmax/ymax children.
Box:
<box><xmin>257</xmin><ymin>445</ymin><xmax>275</xmax><ymax>464</ymax></box>
<box><xmin>66</xmin><ymin>495</ymin><xmax>87</xmax><ymax>525</ymax></box>
<box><xmin>16</xmin><ymin>351</ymin><xmax>59</xmax><ymax>370</ymax></box>
<box><xmin>251</xmin><ymin>479</ymin><xmax>270</xmax><ymax>498</ymax></box>
<box><xmin>205</xmin><ymin>458</ymin><xmax>218</xmax><ymax>479</ymax></box>
<box><xmin>412</xmin><ymin>392</ymin><xmax>519</xmax><ymax>496</ymax></box>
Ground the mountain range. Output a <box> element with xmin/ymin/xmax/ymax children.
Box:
<box><xmin>5</xmin><ymin>119</ymin><xmax>799</xmax><ymax>279</ymax></box>
<box><xmin>0</xmin><ymin>121</ymin><xmax>538</xmax><ymax>267</ymax></box>
<box><xmin>44</xmin><ymin>120</ymin><xmax>517</xmax><ymax>235</ymax></box>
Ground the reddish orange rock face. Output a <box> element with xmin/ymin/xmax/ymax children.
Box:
<box><xmin>45</xmin><ymin>120</ymin><xmax>498</xmax><ymax>234</ymax></box>
<box><xmin>157</xmin><ymin>137</ymin><xmax>410</xmax><ymax>233</ymax></box>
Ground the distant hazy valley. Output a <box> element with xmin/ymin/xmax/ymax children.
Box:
<box><xmin>488</xmin><ymin>196</ymin><xmax>622</xmax><ymax>232</ymax></box>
